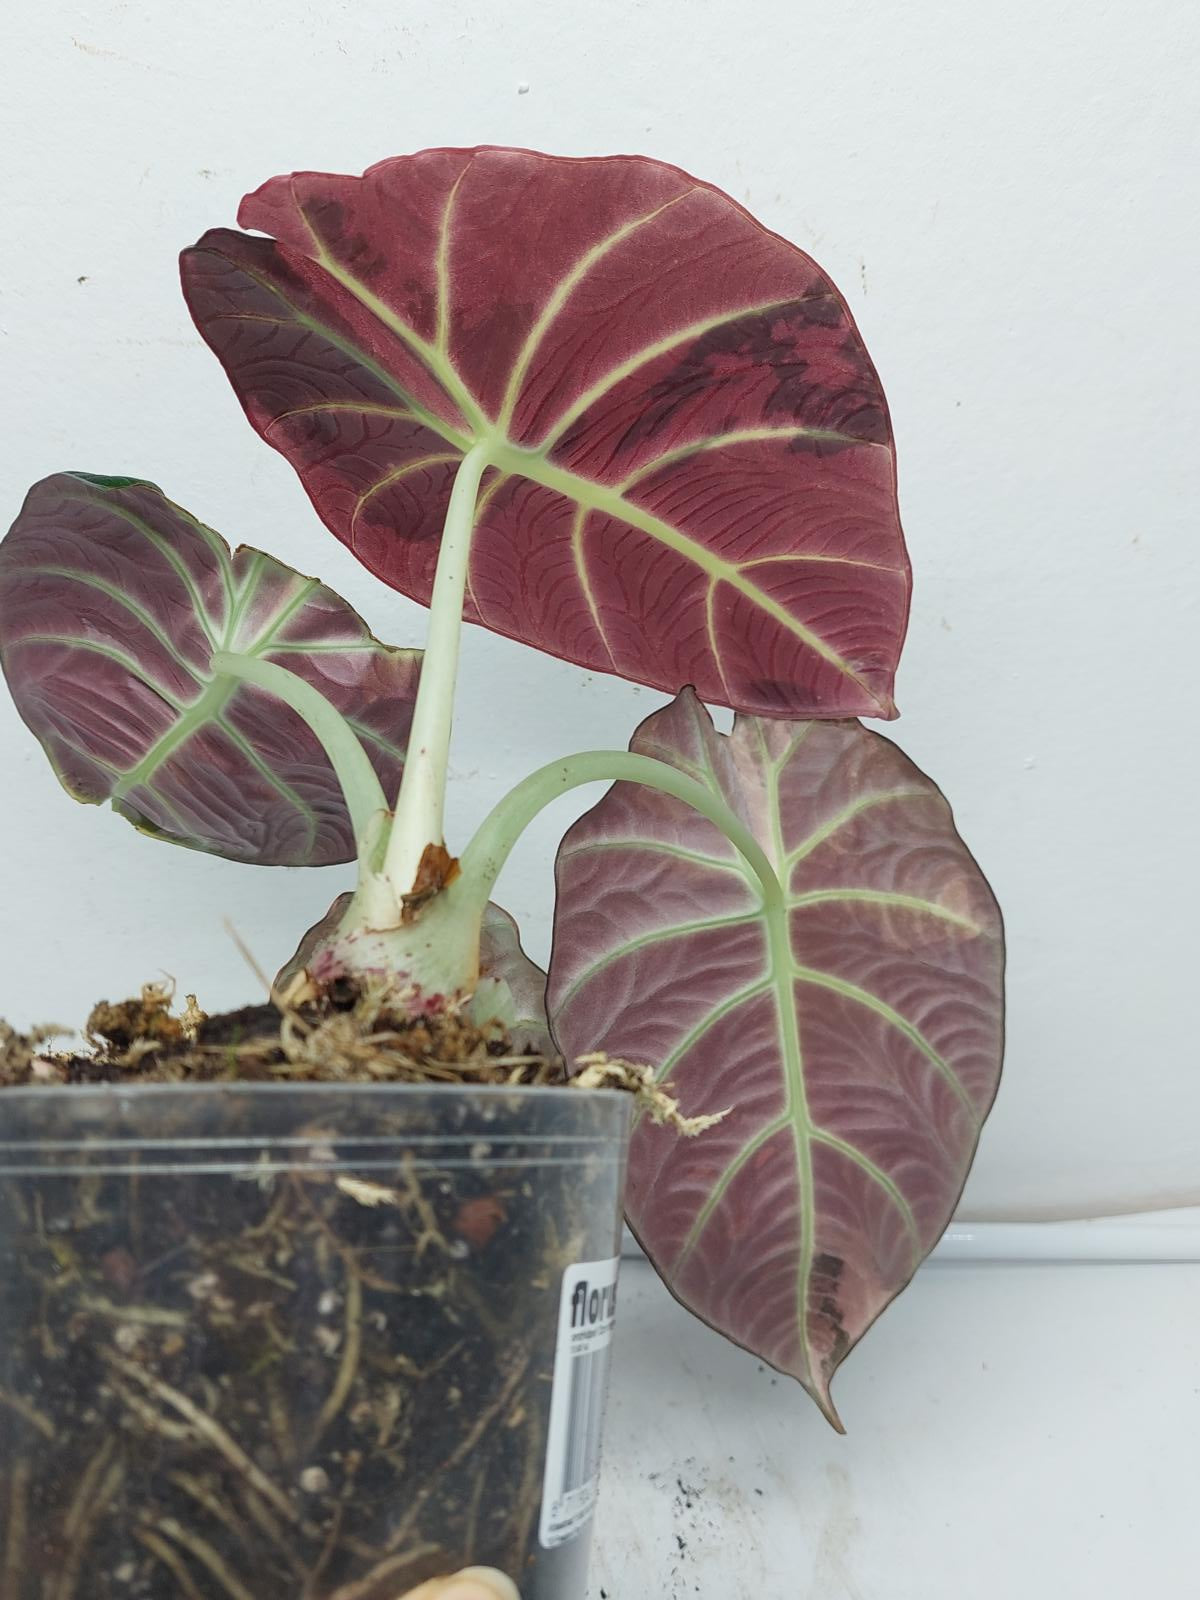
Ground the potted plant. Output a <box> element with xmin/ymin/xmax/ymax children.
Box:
<box><xmin>0</xmin><ymin>148</ymin><xmax>1004</xmax><ymax>1599</ymax></box>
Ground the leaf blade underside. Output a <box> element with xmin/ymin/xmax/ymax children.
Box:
<box><xmin>181</xmin><ymin>147</ymin><xmax>910</xmax><ymax>720</ymax></box>
<box><xmin>546</xmin><ymin>691</ymin><xmax>1004</xmax><ymax>1422</ymax></box>
<box><xmin>0</xmin><ymin>474</ymin><xmax>420</xmax><ymax>865</ymax></box>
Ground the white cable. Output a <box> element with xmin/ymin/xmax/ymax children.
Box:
<box><xmin>621</xmin><ymin>1209</ymin><xmax>1200</xmax><ymax>1265</ymax></box>
<box><xmin>933</xmin><ymin>1209</ymin><xmax>1200</xmax><ymax>1264</ymax></box>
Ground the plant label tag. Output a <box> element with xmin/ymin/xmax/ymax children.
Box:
<box><xmin>539</xmin><ymin>1255</ymin><xmax>621</xmax><ymax>1548</ymax></box>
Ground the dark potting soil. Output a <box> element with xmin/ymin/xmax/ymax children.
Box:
<box><xmin>0</xmin><ymin>991</ymin><xmax>626</xmax><ymax>1599</ymax></box>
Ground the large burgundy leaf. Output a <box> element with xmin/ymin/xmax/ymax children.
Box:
<box><xmin>0</xmin><ymin>474</ymin><xmax>420</xmax><ymax>865</ymax></box>
<box><xmin>547</xmin><ymin>691</ymin><xmax>1003</xmax><ymax>1422</ymax></box>
<box><xmin>181</xmin><ymin>147</ymin><xmax>909</xmax><ymax>720</ymax></box>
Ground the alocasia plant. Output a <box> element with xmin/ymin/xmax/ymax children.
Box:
<box><xmin>0</xmin><ymin>148</ymin><xmax>1003</xmax><ymax>1422</ymax></box>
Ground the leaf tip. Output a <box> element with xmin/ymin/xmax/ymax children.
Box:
<box><xmin>812</xmin><ymin>1380</ymin><xmax>847</xmax><ymax>1434</ymax></box>
<box><xmin>870</xmin><ymin>683</ymin><xmax>900</xmax><ymax>721</ymax></box>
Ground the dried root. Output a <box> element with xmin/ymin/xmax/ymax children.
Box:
<box><xmin>572</xmin><ymin>1053</ymin><xmax>730</xmax><ymax>1134</ymax></box>
<box><xmin>2</xmin><ymin>969</ymin><xmax>732</xmax><ymax>1146</ymax></box>
<box><xmin>4</xmin><ymin>976</ymin><xmax>568</xmax><ymax>1088</ymax></box>
<box><xmin>0</xmin><ymin>1018</ymin><xmax>68</xmax><ymax>1084</ymax></box>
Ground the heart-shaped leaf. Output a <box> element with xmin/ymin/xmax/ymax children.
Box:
<box><xmin>181</xmin><ymin>148</ymin><xmax>909</xmax><ymax>720</ymax></box>
<box><xmin>547</xmin><ymin>691</ymin><xmax>1003</xmax><ymax>1422</ymax></box>
<box><xmin>0</xmin><ymin>474</ymin><xmax>420</xmax><ymax>865</ymax></box>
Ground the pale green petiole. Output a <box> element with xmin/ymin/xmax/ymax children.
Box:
<box><xmin>382</xmin><ymin>441</ymin><xmax>492</xmax><ymax>898</ymax></box>
<box><xmin>457</xmin><ymin>750</ymin><xmax>785</xmax><ymax>919</ymax></box>
<box><xmin>311</xmin><ymin>742</ymin><xmax>787</xmax><ymax>1005</ymax></box>
<box><xmin>210</xmin><ymin>652</ymin><xmax>389</xmax><ymax>852</ymax></box>
<box><xmin>215</xmin><ymin>462</ymin><xmax>788</xmax><ymax>1006</ymax></box>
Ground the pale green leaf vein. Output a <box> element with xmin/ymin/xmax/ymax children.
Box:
<box><xmin>350</xmin><ymin>453</ymin><xmax>459</xmax><ymax>539</ymax></box>
<box><xmin>497</xmin><ymin>189</ymin><xmax>697</xmax><ymax>433</ymax></box>
<box><xmin>5</xmin><ymin>635</ymin><xmax>188</xmax><ymax>711</ymax></box>
<box><xmin>763</xmin><ymin>744</ymin><xmax>818</xmax><ymax>1379</ymax></box>
<box><xmin>435</xmin><ymin>167</ymin><xmax>468</xmax><ymax>356</ymax></box>
<box><xmin>499</xmin><ymin>449</ymin><xmax>886</xmax><ymax>707</ymax></box>
<box><xmin>242</xmin><ymin>575</ymin><xmax>323</xmax><ymax>658</ymax></box>
<box><xmin>650</xmin><ymin>976</ymin><xmax>772</xmax><ymax>1087</ymax></box>
<box><xmin>61</xmin><ymin>493</ymin><xmax>222</xmax><ymax>649</ymax></box>
<box><xmin>344</xmin><ymin>716</ymin><xmax>407</xmax><ymax>764</ymax></box>
<box><xmin>109</xmin><ymin>680</ymin><xmax>235</xmax><ymax>798</ymax></box>
<box><xmin>616</xmin><ymin>424</ymin><xmax>878</xmax><ymax>492</ymax></box>
<box><xmin>293</xmin><ymin>195</ymin><xmax>487</xmax><ymax>433</ymax></box>
<box><xmin>556</xmin><ymin>836</ymin><xmax>747</xmax><ymax>877</ymax></box>
<box><xmin>211</xmin><ymin>291</ymin><xmax>471</xmax><ymax>455</ymax></box>
<box><xmin>810</xmin><ymin>1127</ymin><xmax>922</xmax><ymax>1269</ymax></box>
<box><xmin>673</xmin><ymin>1114</ymin><xmax>791</xmax><ymax>1273</ymax></box>
<box><xmin>217</xmin><ymin>715</ymin><xmax>319</xmax><ymax>857</ymax></box>
<box><xmin>785</xmin><ymin>789</ymin><xmax>933</xmax><ymax>867</ymax></box>
<box><xmin>790</xmin><ymin>887</ymin><xmax>982</xmax><ymax>934</ymax></box>
<box><xmin>535</xmin><ymin>293</ymin><xmax>837</xmax><ymax>453</ymax></box>
<box><xmin>792</xmin><ymin>963</ymin><xmax>976</xmax><ymax>1118</ymax></box>
<box><xmin>13</xmin><ymin>566</ymin><xmax>201</xmax><ymax>676</ymax></box>
<box><xmin>556</xmin><ymin>911</ymin><xmax>761</xmax><ymax>1015</ymax></box>
<box><xmin>569</xmin><ymin>504</ymin><xmax>615</xmax><ymax>665</ymax></box>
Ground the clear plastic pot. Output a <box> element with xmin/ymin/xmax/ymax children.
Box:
<box><xmin>0</xmin><ymin>1083</ymin><xmax>630</xmax><ymax>1600</ymax></box>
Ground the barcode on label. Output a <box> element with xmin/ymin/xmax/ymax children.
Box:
<box><xmin>562</xmin><ymin>1343</ymin><xmax>611</xmax><ymax>1494</ymax></box>
<box><xmin>539</xmin><ymin>1256</ymin><xmax>620</xmax><ymax>1549</ymax></box>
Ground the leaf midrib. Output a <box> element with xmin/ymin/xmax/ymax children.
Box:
<box><xmin>495</xmin><ymin>446</ymin><xmax>887</xmax><ymax>705</ymax></box>
<box><xmin>760</xmin><ymin>731</ymin><xmax>819</xmax><ymax>1384</ymax></box>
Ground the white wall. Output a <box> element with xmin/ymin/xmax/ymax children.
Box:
<box><xmin>1</xmin><ymin>0</ymin><xmax>1196</xmax><ymax>1218</ymax></box>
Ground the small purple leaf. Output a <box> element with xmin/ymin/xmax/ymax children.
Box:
<box><xmin>0</xmin><ymin>474</ymin><xmax>420</xmax><ymax>865</ymax></box>
<box><xmin>181</xmin><ymin>148</ymin><xmax>909</xmax><ymax>720</ymax></box>
<box><xmin>274</xmin><ymin>890</ymin><xmax>353</xmax><ymax>992</ymax></box>
<box><xmin>547</xmin><ymin>690</ymin><xmax>1004</xmax><ymax>1423</ymax></box>
<box><xmin>479</xmin><ymin>902</ymin><xmax>553</xmax><ymax>1055</ymax></box>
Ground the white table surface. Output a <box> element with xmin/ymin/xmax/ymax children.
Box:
<box><xmin>590</xmin><ymin>1257</ymin><xmax>1200</xmax><ymax>1598</ymax></box>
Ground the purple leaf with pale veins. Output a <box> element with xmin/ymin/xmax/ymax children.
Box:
<box><xmin>0</xmin><ymin>474</ymin><xmax>420</xmax><ymax>865</ymax></box>
<box><xmin>181</xmin><ymin>147</ymin><xmax>909</xmax><ymax>720</ymax></box>
<box><xmin>547</xmin><ymin>690</ymin><xmax>1003</xmax><ymax>1423</ymax></box>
